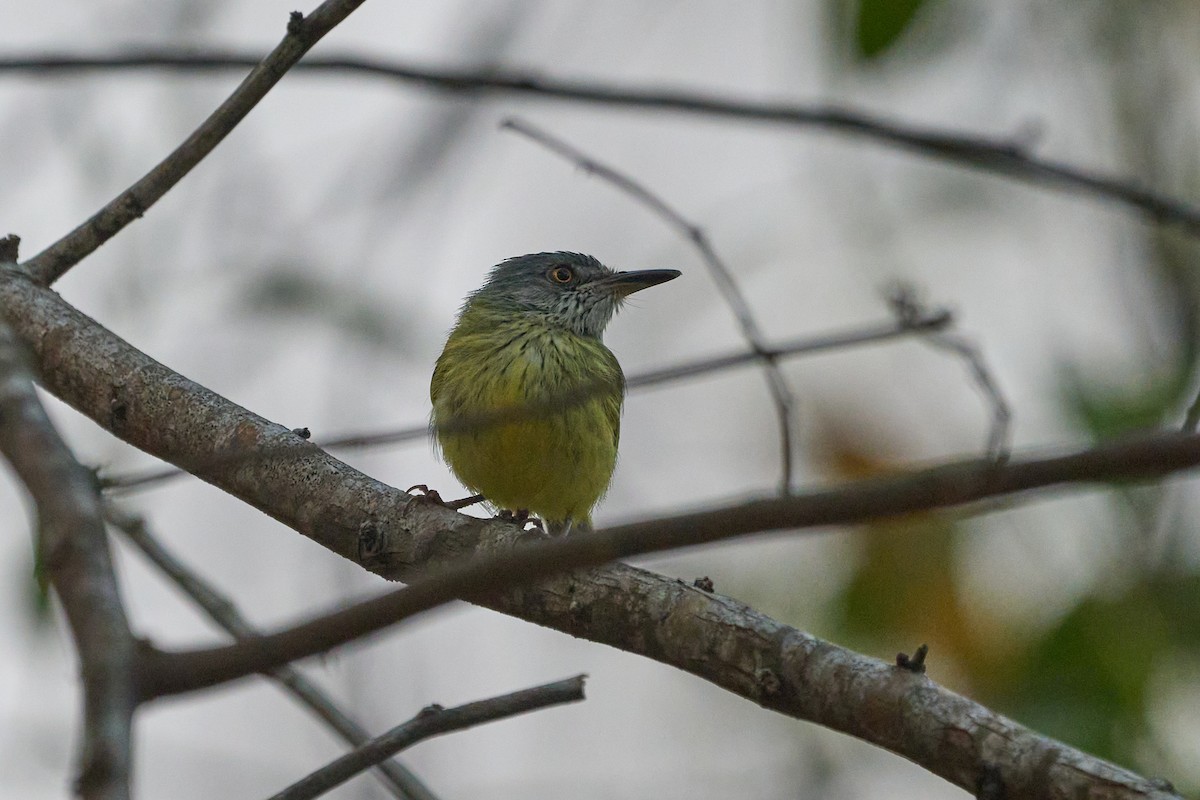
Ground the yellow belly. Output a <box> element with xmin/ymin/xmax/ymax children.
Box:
<box><xmin>430</xmin><ymin>321</ymin><xmax>624</xmax><ymax>525</ymax></box>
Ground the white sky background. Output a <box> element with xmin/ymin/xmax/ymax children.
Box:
<box><xmin>1</xmin><ymin>1</ymin><xmax>1198</xmax><ymax>798</ymax></box>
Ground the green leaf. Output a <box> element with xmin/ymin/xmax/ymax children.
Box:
<box><xmin>1060</xmin><ymin>365</ymin><xmax>1192</xmax><ymax>440</ymax></box>
<box><xmin>855</xmin><ymin>0</ymin><xmax>928</xmax><ymax>58</ymax></box>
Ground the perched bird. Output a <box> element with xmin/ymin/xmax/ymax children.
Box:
<box><xmin>430</xmin><ymin>252</ymin><xmax>680</xmax><ymax>534</ymax></box>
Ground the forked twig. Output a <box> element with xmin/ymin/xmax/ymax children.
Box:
<box><xmin>105</xmin><ymin>504</ymin><xmax>438</xmax><ymax>800</ymax></box>
<box><xmin>268</xmin><ymin>676</ymin><xmax>585</xmax><ymax>800</ymax></box>
<box><xmin>887</xmin><ymin>283</ymin><xmax>1011</xmax><ymax>461</ymax></box>
<box><xmin>0</xmin><ymin>239</ymin><xmax>136</xmax><ymax>800</ymax></box>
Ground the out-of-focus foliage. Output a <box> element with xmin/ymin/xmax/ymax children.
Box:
<box><xmin>853</xmin><ymin>0</ymin><xmax>930</xmax><ymax>59</ymax></box>
<box><xmin>1037</xmin><ymin>236</ymin><xmax>1200</xmax><ymax>776</ymax></box>
<box><xmin>1063</xmin><ymin>369</ymin><xmax>1191</xmax><ymax>440</ymax></box>
<box><xmin>1060</xmin><ymin>232</ymin><xmax>1200</xmax><ymax>441</ymax></box>
<box><xmin>239</xmin><ymin>266</ymin><xmax>414</xmax><ymax>350</ymax></box>
<box><xmin>809</xmin><ymin>3</ymin><xmax>1200</xmax><ymax>787</ymax></box>
<box><xmin>815</xmin><ymin>424</ymin><xmax>1200</xmax><ymax>792</ymax></box>
<box><xmin>1009</xmin><ymin>574</ymin><xmax>1200</xmax><ymax>767</ymax></box>
<box><xmin>816</xmin><ymin>429</ymin><xmax>1025</xmax><ymax>699</ymax></box>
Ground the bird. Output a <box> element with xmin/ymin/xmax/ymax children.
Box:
<box><xmin>430</xmin><ymin>252</ymin><xmax>680</xmax><ymax>534</ymax></box>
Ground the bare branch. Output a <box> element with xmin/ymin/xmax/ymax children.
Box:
<box><xmin>101</xmin><ymin>307</ymin><xmax>951</xmax><ymax>493</ymax></box>
<box><xmin>0</xmin><ymin>268</ymin><xmax>1184</xmax><ymax>798</ymax></box>
<box><xmin>105</xmin><ymin>504</ymin><xmax>437</xmax><ymax>800</ymax></box>
<box><xmin>503</xmin><ymin>117</ymin><xmax>799</xmax><ymax>493</ymax></box>
<box><xmin>19</xmin><ymin>2</ymin><xmax>370</xmax><ymax>286</ymax></box>
<box><xmin>3</xmin><ymin>51</ymin><xmax>1199</xmax><ymax>235</ymax></box>
<box><xmin>0</xmin><ymin>242</ymin><xmax>135</xmax><ymax>800</ymax></box>
<box><xmin>267</xmin><ymin>676</ymin><xmax>586</xmax><ymax>800</ymax></box>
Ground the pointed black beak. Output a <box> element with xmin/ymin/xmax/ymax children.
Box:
<box><xmin>599</xmin><ymin>269</ymin><xmax>682</xmax><ymax>298</ymax></box>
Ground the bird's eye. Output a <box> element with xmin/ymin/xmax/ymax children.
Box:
<box><xmin>548</xmin><ymin>265</ymin><xmax>574</xmax><ymax>284</ymax></box>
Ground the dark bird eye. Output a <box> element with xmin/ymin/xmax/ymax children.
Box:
<box><xmin>548</xmin><ymin>265</ymin><xmax>574</xmax><ymax>284</ymax></box>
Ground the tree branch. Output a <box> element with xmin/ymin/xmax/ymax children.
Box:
<box><xmin>105</xmin><ymin>505</ymin><xmax>437</xmax><ymax>800</ymax></box>
<box><xmin>3</xmin><ymin>50</ymin><xmax>1199</xmax><ymax>235</ymax></box>
<box><xmin>0</xmin><ymin>267</ymin><xmax>1185</xmax><ymax>798</ymax></box>
<box><xmin>18</xmin><ymin>3</ymin><xmax>370</xmax><ymax>287</ymax></box>
<box><xmin>267</xmin><ymin>676</ymin><xmax>586</xmax><ymax>800</ymax></box>
<box><xmin>0</xmin><ymin>243</ymin><xmax>135</xmax><ymax>800</ymax></box>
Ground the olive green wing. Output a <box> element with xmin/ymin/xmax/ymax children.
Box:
<box><xmin>601</xmin><ymin>348</ymin><xmax>625</xmax><ymax>452</ymax></box>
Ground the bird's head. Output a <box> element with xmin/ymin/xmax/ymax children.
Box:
<box><xmin>467</xmin><ymin>252</ymin><xmax>680</xmax><ymax>338</ymax></box>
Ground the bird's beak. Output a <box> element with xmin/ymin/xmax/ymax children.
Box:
<box><xmin>598</xmin><ymin>269</ymin><xmax>682</xmax><ymax>298</ymax></box>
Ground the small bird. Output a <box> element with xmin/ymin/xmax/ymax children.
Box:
<box><xmin>430</xmin><ymin>252</ymin><xmax>680</xmax><ymax>534</ymax></box>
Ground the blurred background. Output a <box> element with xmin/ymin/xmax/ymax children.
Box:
<box><xmin>2</xmin><ymin>1</ymin><xmax>1200</xmax><ymax>797</ymax></box>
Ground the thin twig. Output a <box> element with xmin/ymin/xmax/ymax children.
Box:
<box><xmin>139</xmin><ymin>428</ymin><xmax>1200</xmax><ymax>698</ymax></box>
<box><xmin>501</xmin><ymin>117</ymin><xmax>799</xmax><ymax>494</ymax></box>
<box><xmin>3</xmin><ymin>50</ymin><xmax>1199</xmax><ymax>236</ymax></box>
<box><xmin>267</xmin><ymin>676</ymin><xmax>586</xmax><ymax>800</ymax></box>
<box><xmin>101</xmin><ymin>308</ymin><xmax>949</xmax><ymax>493</ymax></box>
<box><xmin>19</xmin><ymin>4</ymin><xmax>370</xmax><ymax>286</ymax></box>
<box><xmin>105</xmin><ymin>504</ymin><xmax>438</xmax><ymax>800</ymax></box>
<box><xmin>0</xmin><ymin>240</ymin><xmax>135</xmax><ymax>800</ymax></box>
<box><xmin>925</xmin><ymin>331</ymin><xmax>1012</xmax><ymax>460</ymax></box>
<box><xmin>887</xmin><ymin>283</ymin><xmax>1011</xmax><ymax>460</ymax></box>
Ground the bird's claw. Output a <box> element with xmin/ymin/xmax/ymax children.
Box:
<box><xmin>497</xmin><ymin>508</ymin><xmax>531</xmax><ymax>524</ymax></box>
<box><xmin>406</xmin><ymin>484</ymin><xmax>446</xmax><ymax>505</ymax></box>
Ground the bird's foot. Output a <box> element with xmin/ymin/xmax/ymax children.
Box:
<box><xmin>495</xmin><ymin>509</ymin><xmax>550</xmax><ymax>541</ymax></box>
<box><xmin>497</xmin><ymin>508</ymin><xmax>531</xmax><ymax>523</ymax></box>
<box><xmin>407</xmin><ymin>487</ymin><xmax>485</xmax><ymax>510</ymax></box>
<box><xmin>406</xmin><ymin>484</ymin><xmax>446</xmax><ymax>505</ymax></box>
